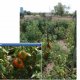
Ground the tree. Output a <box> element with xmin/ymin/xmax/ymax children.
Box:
<box><xmin>27</xmin><ymin>11</ymin><xmax>32</xmax><ymax>15</ymax></box>
<box><xmin>54</xmin><ymin>3</ymin><xmax>69</xmax><ymax>16</ymax></box>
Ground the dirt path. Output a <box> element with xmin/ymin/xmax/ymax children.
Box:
<box><xmin>57</xmin><ymin>40</ymin><xmax>69</xmax><ymax>52</ymax></box>
<box><xmin>43</xmin><ymin>62</ymin><xmax>54</xmax><ymax>75</ymax></box>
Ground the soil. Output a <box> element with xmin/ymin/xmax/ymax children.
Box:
<box><xmin>43</xmin><ymin>62</ymin><xmax>54</xmax><ymax>75</ymax></box>
<box><xmin>57</xmin><ymin>40</ymin><xmax>69</xmax><ymax>52</ymax></box>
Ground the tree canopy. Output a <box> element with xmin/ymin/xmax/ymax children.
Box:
<box><xmin>53</xmin><ymin>3</ymin><xmax>70</xmax><ymax>16</ymax></box>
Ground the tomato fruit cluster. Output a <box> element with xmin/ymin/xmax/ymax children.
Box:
<box><xmin>12</xmin><ymin>50</ymin><xmax>30</xmax><ymax>69</ymax></box>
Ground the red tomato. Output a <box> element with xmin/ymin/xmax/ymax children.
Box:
<box><xmin>13</xmin><ymin>58</ymin><xmax>24</xmax><ymax>69</ymax></box>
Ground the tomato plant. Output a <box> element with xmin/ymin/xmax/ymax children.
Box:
<box><xmin>0</xmin><ymin>46</ymin><xmax>42</xmax><ymax>79</ymax></box>
<box><xmin>20</xmin><ymin>14</ymin><xmax>76</xmax><ymax>79</ymax></box>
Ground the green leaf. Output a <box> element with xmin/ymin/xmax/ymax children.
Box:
<box><xmin>0</xmin><ymin>64</ymin><xmax>6</xmax><ymax>74</ymax></box>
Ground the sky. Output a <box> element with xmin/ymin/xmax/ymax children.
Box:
<box><xmin>20</xmin><ymin>0</ymin><xmax>77</xmax><ymax>13</ymax></box>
